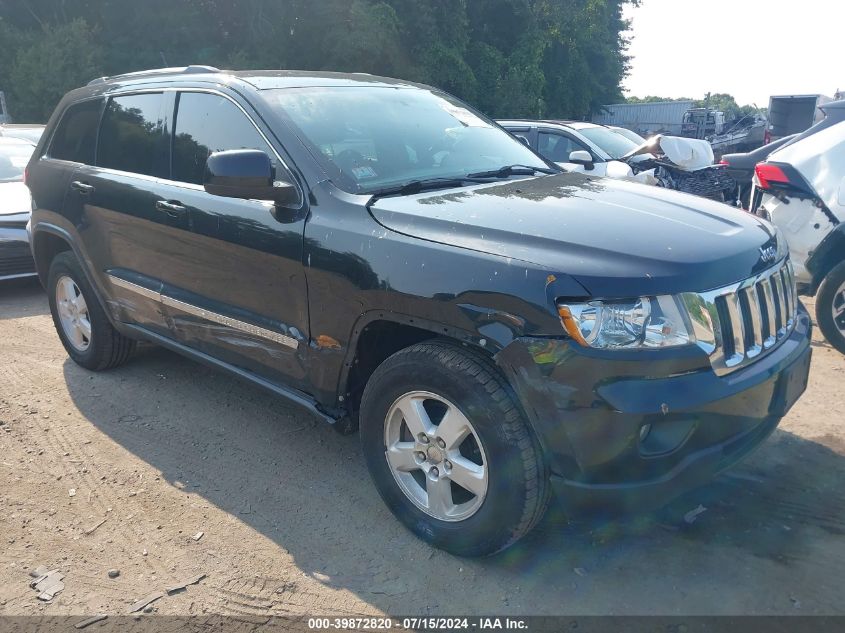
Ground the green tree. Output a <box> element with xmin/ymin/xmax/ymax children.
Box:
<box><xmin>0</xmin><ymin>0</ymin><xmax>638</xmax><ymax>122</ymax></box>
<box><xmin>7</xmin><ymin>19</ymin><xmax>102</xmax><ymax>121</ymax></box>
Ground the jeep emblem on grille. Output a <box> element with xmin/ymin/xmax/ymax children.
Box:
<box><xmin>759</xmin><ymin>245</ymin><xmax>777</xmax><ymax>265</ymax></box>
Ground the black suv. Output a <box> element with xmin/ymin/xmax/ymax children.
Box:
<box><xmin>27</xmin><ymin>67</ymin><xmax>812</xmax><ymax>556</ymax></box>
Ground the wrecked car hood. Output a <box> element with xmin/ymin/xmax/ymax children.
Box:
<box><xmin>370</xmin><ymin>173</ymin><xmax>781</xmax><ymax>297</ymax></box>
<box><xmin>623</xmin><ymin>134</ymin><xmax>715</xmax><ymax>171</ymax></box>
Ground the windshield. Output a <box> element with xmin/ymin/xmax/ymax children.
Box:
<box><xmin>577</xmin><ymin>127</ymin><xmax>639</xmax><ymax>160</ymax></box>
<box><xmin>611</xmin><ymin>127</ymin><xmax>646</xmax><ymax>145</ymax></box>
<box><xmin>264</xmin><ymin>87</ymin><xmax>549</xmax><ymax>194</ymax></box>
<box><xmin>0</xmin><ymin>141</ymin><xmax>34</xmax><ymax>183</ymax></box>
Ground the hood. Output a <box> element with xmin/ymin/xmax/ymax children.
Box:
<box><xmin>769</xmin><ymin>121</ymin><xmax>845</xmax><ymax>220</ymax></box>
<box><xmin>622</xmin><ymin>134</ymin><xmax>714</xmax><ymax>171</ymax></box>
<box><xmin>0</xmin><ymin>181</ymin><xmax>32</xmax><ymax>217</ymax></box>
<box><xmin>370</xmin><ymin>173</ymin><xmax>782</xmax><ymax>297</ymax></box>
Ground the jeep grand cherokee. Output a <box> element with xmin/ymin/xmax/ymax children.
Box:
<box><xmin>27</xmin><ymin>67</ymin><xmax>812</xmax><ymax>556</ymax></box>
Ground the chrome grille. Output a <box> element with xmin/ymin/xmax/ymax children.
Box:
<box><xmin>683</xmin><ymin>260</ymin><xmax>798</xmax><ymax>376</ymax></box>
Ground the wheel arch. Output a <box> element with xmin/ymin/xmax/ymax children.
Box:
<box><xmin>32</xmin><ymin>225</ymin><xmax>73</xmax><ymax>286</ymax></box>
<box><xmin>806</xmin><ymin>223</ymin><xmax>845</xmax><ymax>295</ymax></box>
<box><xmin>338</xmin><ymin>312</ymin><xmax>501</xmax><ymax>432</ymax></box>
<box><xmin>31</xmin><ymin>223</ymin><xmax>116</xmax><ymax>330</ymax></box>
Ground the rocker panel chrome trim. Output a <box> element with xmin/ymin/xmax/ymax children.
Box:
<box><xmin>106</xmin><ymin>273</ymin><xmax>299</xmax><ymax>350</ymax></box>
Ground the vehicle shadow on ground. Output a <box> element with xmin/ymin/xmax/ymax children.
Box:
<box><xmin>0</xmin><ymin>278</ymin><xmax>44</xmax><ymax>320</ymax></box>
<box><xmin>60</xmin><ymin>341</ymin><xmax>845</xmax><ymax>615</ymax></box>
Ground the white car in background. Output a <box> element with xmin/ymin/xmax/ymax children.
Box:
<box><xmin>499</xmin><ymin>119</ymin><xmax>734</xmax><ymax>200</ymax></box>
<box><xmin>498</xmin><ymin>119</ymin><xmax>647</xmax><ymax>178</ymax></box>
<box><xmin>0</xmin><ymin>137</ymin><xmax>38</xmax><ymax>281</ymax></box>
<box><xmin>0</xmin><ymin>124</ymin><xmax>46</xmax><ymax>144</ymax></box>
<box><xmin>752</xmin><ymin>105</ymin><xmax>845</xmax><ymax>353</ymax></box>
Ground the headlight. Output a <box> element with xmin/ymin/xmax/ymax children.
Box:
<box><xmin>557</xmin><ymin>295</ymin><xmax>695</xmax><ymax>349</ymax></box>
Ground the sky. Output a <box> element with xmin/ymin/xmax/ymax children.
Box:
<box><xmin>622</xmin><ymin>0</ymin><xmax>844</xmax><ymax>107</ymax></box>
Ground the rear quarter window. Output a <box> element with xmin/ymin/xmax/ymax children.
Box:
<box><xmin>49</xmin><ymin>99</ymin><xmax>103</xmax><ymax>164</ymax></box>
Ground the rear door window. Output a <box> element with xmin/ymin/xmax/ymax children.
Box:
<box><xmin>97</xmin><ymin>93</ymin><xmax>167</xmax><ymax>177</ymax></box>
<box><xmin>537</xmin><ymin>132</ymin><xmax>590</xmax><ymax>163</ymax></box>
<box><xmin>172</xmin><ymin>92</ymin><xmax>279</xmax><ymax>186</ymax></box>
<box><xmin>49</xmin><ymin>99</ymin><xmax>103</xmax><ymax>164</ymax></box>
<box><xmin>506</xmin><ymin>127</ymin><xmax>532</xmax><ymax>147</ymax></box>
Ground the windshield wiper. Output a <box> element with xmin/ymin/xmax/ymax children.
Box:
<box><xmin>365</xmin><ymin>165</ymin><xmax>557</xmax><ymax>205</ymax></box>
<box><xmin>366</xmin><ymin>177</ymin><xmax>475</xmax><ymax>204</ymax></box>
<box><xmin>466</xmin><ymin>164</ymin><xmax>557</xmax><ymax>179</ymax></box>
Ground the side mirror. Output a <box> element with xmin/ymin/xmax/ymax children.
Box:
<box><xmin>569</xmin><ymin>150</ymin><xmax>594</xmax><ymax>169</ymax></box>
<box><xmin>204</xmin><ymin>149</ymin><xmax>299</xmax><ymax>206</ymax></box>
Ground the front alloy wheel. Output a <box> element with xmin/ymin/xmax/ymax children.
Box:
<box><xmin>360</xmin><ymin>340</ymin><xmax>549</xmax><ymax>557</ymax></box>
<box><xmin>385</xmin><ymin>391</ymin><xmax>488</xmax><ymax>522</ymax></box>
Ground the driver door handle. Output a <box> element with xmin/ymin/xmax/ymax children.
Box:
<box><xmin>155</xmin><ymin>200</ymin><xmax>187</xmax><ymax>217</ymax></box>
<box><xmin>71</xmin><ymin>181</ymin><xmax>95</xmax><ymax>195</ymax></box>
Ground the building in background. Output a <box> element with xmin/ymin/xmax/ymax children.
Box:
<box><xmin>591</xmin><ymin>100</ymin><xmax>694</xmax><ymax>136</ymax></box>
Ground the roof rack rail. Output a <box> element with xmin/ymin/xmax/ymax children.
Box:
<box><xmin>87</xmin><ymin>65</ymin><xmax>221</xmax><ymax>86</ymax></box>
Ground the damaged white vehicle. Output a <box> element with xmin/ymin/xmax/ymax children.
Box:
<box><xmin>752</xmin><ymin>112</ymin><xmax>845</xmax><ymax>353</ymax></box>
<box><xmin>620</xmin><ymin>134</ymin><xmax>736</xmax><ymax>200</ymax></box>
<box><xmin>499</xmin><ymin>120</ymin><xmax>735</xmax><ymax>201</ymax></box>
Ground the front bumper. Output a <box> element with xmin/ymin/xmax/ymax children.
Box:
<box><xmin>496</xmin><ymin>303</ymin><xmax>813</xmax><ymax>514</ymax></box>
<box><xmin>0</xmin><ymin>225</ymin><xmax>37</xmax><ymax>280</ymax></box>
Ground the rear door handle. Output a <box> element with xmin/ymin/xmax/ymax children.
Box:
<box><xmin>155</xmin><ymin>200</ymin><xmax>187</xmax><ymax>217</ymax></box>
<box><xmin>71</xmin><ymin>181</ymin><xmax>95</xmax><ymax>195</ymax></box>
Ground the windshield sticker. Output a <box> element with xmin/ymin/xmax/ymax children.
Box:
<box><xmin>440</xmin><ymin>102</ymin><xmax>490</xmax><ymax>128</ymax></box>
<box><xmin>351</xmin><ymin>165</ymin><xmax>377</xmax><ymax>179</ymax></box>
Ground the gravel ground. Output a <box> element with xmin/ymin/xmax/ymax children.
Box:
<box><xmin>1</xmin><ymin>278</ymin><xmax>843</xmax><ymax>617</ymax></box>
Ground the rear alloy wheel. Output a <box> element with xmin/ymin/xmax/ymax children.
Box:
<box><xmin>816</xmin><ymin>260</ymin><xmax>845</xmax><ymax>355</ymax></box>
<box><xmin>360</xmin><ymin>340</ymin><xmax>549</xmax><ymax>557</ymax></box>
<box><xmin>55</xmin><ymin>275</ymin><xmax>92</xmax><ymax>352</ymax></box>
<box><xmin>47</xmin><ymin>251</ymin><xmax>136</xmax><ymax>370</ymax></box>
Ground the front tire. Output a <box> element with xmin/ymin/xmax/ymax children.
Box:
<box><xmin>47</xmin><ymin>252</ymin><xmax>136</xmax><ymax>370</ymax></box>
<box><xmin>359</xmin><ymin>340</ymin><xmax>549</xmax><ymax>556</ymax></box>
<box><xmin>816</xmin><ymin>260</ymin><xmax>845</xmax><ymax>355</ymax></box>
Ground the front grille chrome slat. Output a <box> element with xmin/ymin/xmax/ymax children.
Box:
<box><xmin>760</xmin><ymin>281</ymin><xmax>777</xmax><ymax>349</ymax></box>
<box><xmin>783</xmin><ymin>264</ymin><xmax>796</xmax><ymax>329</ymax></box>
<box><xmin>772</xmin><ymin>272</ymin><xmax>788</xmax><ymax>338</ymax></box>
<box><xmin>723</xmin><ymin>292</ymin><xmax>746</xmax><ymax>367</ymax></box>
<box><xmin>743</xmin><ymin>286</ymin><xmax>764</xmax><ymax>358</ymax></box>
<box><xmin>683</xmin><ymin>259</ymin><xmax>798</xmax><ymax>377</ymax></box>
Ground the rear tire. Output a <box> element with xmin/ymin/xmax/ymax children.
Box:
<box><xmin>47</xmin><ymin>252</ymin><xmax>136</xmax><ymax>370</ymax></box>
<box><xmin>359</xmin><ymin>340</ymin><xmax>549</xmax><ymax>556</ymax></box>
<box><xmin>816</xmin><ymin>260</ymin><xmax>845</xmax><ymax>355</ymax></box>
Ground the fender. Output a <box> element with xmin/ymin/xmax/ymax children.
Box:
<box><xmin>805</xmin><ymin>221</ymin><xmax>845</xmax><ymax>295</ymax></box>
<box><xmin>334</xmin><ymin>307</ymin><xmax>565</xmax><ymax>461</ymax></box>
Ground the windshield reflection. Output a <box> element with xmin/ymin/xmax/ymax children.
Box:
<box><xmin>264</xmin><ymin>86</ymin><xmax>548</xmax><ymax>194</ymax></box>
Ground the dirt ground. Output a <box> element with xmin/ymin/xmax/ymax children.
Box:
<box><xmin>1</xmin><ymin>277</ymin><xmax>843</xmax><ymax>617</ymax></box>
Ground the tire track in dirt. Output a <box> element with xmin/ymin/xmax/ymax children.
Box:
<box><xmin>2</xmin><ymin>350</ymin><xmax>174</xmax><ymax>596</ymax></box>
